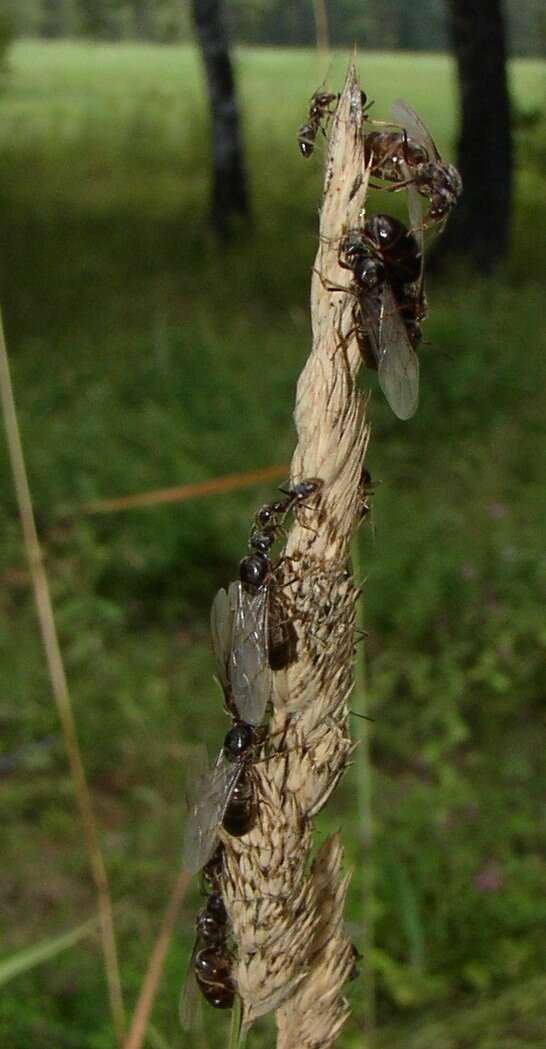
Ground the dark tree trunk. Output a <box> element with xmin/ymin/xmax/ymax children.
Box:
<box><xmin>132</xmin><ymin>0</ymin><xmax>152</xmax><ymax>40</ymax></box>
<box><xmin>443</xmin><ymin>0</ymin><xmax>512</xmax><ymax>271</ymax></box>
<box><xmin>191</xmin><ymin>0</ymin><xmax>250</xmax><ymax>237</ymax></box>
<box><xmin>41</xmin><ymin>0</ymin><xmax>64</xmax><ymax>38</ymax></box>
<box><xmin>78</xmin><ymin>0</ymin><xmax>111</xmax><ymax>38</ymax></box>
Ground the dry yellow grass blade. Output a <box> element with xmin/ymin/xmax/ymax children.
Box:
<box><xmin>123</xmin><ymin>866</ymin><xmax>191</xmax><ymax>1049</ymax></box>
<box><xmin>0</xmin><ymin>308</ymin><xmax>126</xmax><ymax>1046</ymax></box>
<box><xmin>79</xmin><ymin>463</ymin><xmax>290</xmax><ymax>515</ymax></box>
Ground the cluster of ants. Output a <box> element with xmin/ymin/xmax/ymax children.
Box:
<box><xmin>298</xmin><ymin>88</ymin><xmax>463</xmax><ymax>420</ymax></box>
<box><xmin>182</xmin><ymin>465</ymin><xmax>374</xmax><ymax>1018</ymax></box>
<box><xmin>181</xmin><ymin>478</ymin><xmax>329</xmax><ymax>1019</ymax></box>
<box><xmin>181</xmin><ymin>79</ymin><xmax>461</xmax><ymax>1024</ymax></box>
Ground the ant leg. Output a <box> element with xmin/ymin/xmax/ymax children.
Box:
<box><xmin>382</xmin><ymin>177</ymin><xmax>415</xmax><ymax>193</ymax></box>
<box><xmin>319</xmin><ymin>96</ymin><xmax>340</xmax><ymax>138</ymax></box>
<box><xmin>314</xmin><ymin>267</ymin><xmax>352</xmax><ymax>296</ymax></box>
<box><xmin>294</xmin><ymin>501</ymin><xmax>321</xmax><ymax>530</ymax></box>
<box><xmin>271</xmin><ymin>554</ymin><xmax>303</xmax><ymax>592</ymax></box>
<box><xmin>249</xmin><ymin>717</ymin><xmax>294</xmax><ymax>767</ymax></box>
<box><xmin>365</xmin><ymin>115</ymin><xmax>399</xmax><ymax>129</ymax></box>
<box><xmin>330</xmin><ymin>318</ymin><xmax>355</xmax><ymax>387</ymax></box>
<box><xmin>361</xmin><ymin>94</ymin><xmax>375</xmax><ymax>118</ymax></box>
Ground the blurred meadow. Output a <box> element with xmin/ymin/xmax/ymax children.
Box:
<box><xmin>1</xmin><ymin>39</ymin><xmax>546</xmax><ymax>1049</ymax></box>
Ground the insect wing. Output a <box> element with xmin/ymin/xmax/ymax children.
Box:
<box><xmin>179</xmin><ymin>939</ymin><xmax>201</xmax><ymax>1031</ymax></box>
<box><xmin>210</xmin><ymin>587</ymin><xmax>234</xmax><ymax>690</ymax></box>
<box><xmin>183</xmin><ymin>745</ymin><xmax>240</xmax><ymax>874</ymax></box>
<box><xmin>400</xmin><ymin>169</ymin><xmax>426</xmax><ymax>300</ymax></box>
<box><xmin>407</xmin><ymin>177</ymin><xmax>424</xmax><ymax>232</ymax></box>
<box><xmin>229</xmin><ymin>582</ymin><xmax>270</xmax><ymax>727</ymax></box>
<box><xmin>355</xmin><ymin>285</ymin><xmax>383</xmax><ymax>371</ymax></box>
<box><xmin>391</xmin><ymin>98</ymin><xmax>441</xmax><ymax>162</ymax></box>
<box><xmin>403</xmin><ymin>165</ymin><xmax>425</xmax><ymax>249</ymax></box>
<box><xmin>376</xmin><ymin>284</ymin><xmax>419</xmax><ymax>421</ymax></box>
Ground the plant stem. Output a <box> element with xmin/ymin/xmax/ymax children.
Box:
<box><xmin>0</xmin><ymin>308</ymin><xmax>126</xmax><ymax>1045</ymax></box>
<box><xmin>228</xmin><ymin>994</ymin><xmax>245</xmax><ymax>1049</ymax></box>
<box><xmin>312</xmin><ymin>0</ymin><xmax>330</xmax><ymax>54</ymax></box>
<box><xmin>79</xmin><ymin>462</ymin><xmax>290</xmax><ymax>516</ymax></box>
<box><xmin>352</xmin><ymin>535</ymin><xmax>376</xmax><ymax>1035</ymax></box>
<box><xmin>123</xmin><ymin>865</ymin><xmax>191</xmax><ymax>1049</ymax></box>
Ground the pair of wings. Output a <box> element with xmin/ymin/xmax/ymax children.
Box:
<box><xmin>179</xmin><ymin>937</ymin><xmax>200</xmax><ymax>1030</ymax></box>
<box><xmin>182</xmin><ymin>743</ymin><xmax>243</xmax><ymax>875</ymax></box>
<box><xmin>362</xmin><ymin>282</ymin><xmax>420</xmax><ymax>422</ymax></box>
<box><xmin>182</xmin><ymin>582</ymin><xmax>271</xmax><ymax>876</ymax></box>
<box><xmin>361</xmin><ymin>98</ymin><xmax>432</xmax><ymax>421</ymax></box>
<box><xmin>210</xmin><ymin>581</ymin><xmax>271</xmax><ymax>729</ymax></box>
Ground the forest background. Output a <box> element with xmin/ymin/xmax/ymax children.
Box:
<box><xmin>2</xmin><ymin>0</ymin><xmax>546</xmax><ymax>55</ymax></box>
<box><xmin>0</xmin><ymin>2</ymin><xmax>545</xmax><ymax>1049</ymax></box>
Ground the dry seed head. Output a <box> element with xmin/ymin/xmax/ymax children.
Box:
<box><xmin>219</xmin><ymin>64</ymin><xmax>371</xmax><ymax>1044</ymax></box>
<box><xmin>276</xmin><ymin>837</ymin><xmax>354</xmax><ymax>1049</ymax></box>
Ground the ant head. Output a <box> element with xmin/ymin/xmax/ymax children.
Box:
<box><xmin>250</xmin><ymin>529</ymin><xmax>276</xmax><ymax>556</ymax></box>
<box><xmin>223</xmin><ymin>722</ymin><xmax>256</xmax><ymax>760</ymax></box>
<box><xmin>239</xmin><ymin>553</ymin><xmax>269</xmax><ymax>592</ymax></box>
<box><xmin>341</xmin><ymin>228</ymin><xmax>366</xmax><ymax>259</ymax></box>
<box><xmin>311</xmin><ymin>91</ymin><xmax>337</xmax><ymax>110</ymax></box>
<box><xmin>287</xmin><ymin>478</ymin><xmax>323</xmax><ymax>503</ymax></box>
<box><xmin>354</xmin><ymin>255</ymin><xmax>384</xmax><ymax>291</ymax></box>
<box><xmin>445</xmin><ymin>163</ymin><xmax>463</xmax><ymax>198</ymax></box>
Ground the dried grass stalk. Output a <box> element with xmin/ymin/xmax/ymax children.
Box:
<box><xmin>0</xmin><ymin>311</ymin><xmax>126</xmax><ymax>1045</ymax></box>
<box><xmin>221</xmin><ymin>60</ymin><xmax>370</xmax><ymax>1046</ymax></box>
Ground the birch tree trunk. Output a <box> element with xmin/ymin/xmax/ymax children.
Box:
<box><xmin>443</xmin><ymin>0</ymin><xmax>513</xmax><ymax>270</ymax></box>
<box><xmin>191</xmin><ymin>0</ymin><xmax>250</xmax><ymax>237</ymax></box>
<box><xmin>41</xmin><ymin>0</ymin><xmax>64</xmax><ymax>38</ymax></box>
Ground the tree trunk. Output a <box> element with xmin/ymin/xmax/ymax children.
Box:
<box><xmin>78</xmin><ymin>0</ymin><xmax>111</xmax><ymax>38</ymax></box>
<box><xmin>41</xmin><ymin>0</ymin><xmax>64</xmax><ymax>38</ymax></box>
<box><xmin>191</xmin><ymin>0</ymin><xmax>250</xmax><ymax>237</ymax></box>
<box><xmin>132</xmin><ymin>0</ymin><xmax>152</xmax><ymax>40</ymax></box>
<box><xmin>443</xmin><ymin>0</ymin><xmax>512</xmax><ymax>270</ymax></box>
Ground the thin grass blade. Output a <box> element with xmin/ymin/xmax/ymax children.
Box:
<box><xmin>0</xmin><ymin>916</ymin><xmax>99</xmax><ymax>988</ymax></box>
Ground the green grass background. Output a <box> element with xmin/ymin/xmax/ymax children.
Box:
<box><xmin>0</xmin><ymin>40</ymin><xmax>545</xmax><ymax>1048</ymax></box>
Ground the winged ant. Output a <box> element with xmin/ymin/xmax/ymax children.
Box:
<box><xmin>335</xmin><ymin>212</ymin><xmax>424</xmax><ymax>420</ymax></box>
<box><xmin>182</xmin><ymin>480</ymin><xmax>323</xmax><ymax>875</ymax></box>
<box><xmin>364</xmin><ymin>98</ymin><xmax>462</xmax><ymax>230</ymax></box>
<box><xmin>180</xmin><ymin>846</ymin><xmax>235</xmax><ymax>1025</ymax></box>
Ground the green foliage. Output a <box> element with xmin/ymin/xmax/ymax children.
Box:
<box><xmin>371</xmin><ymin>976</ymin><xmax>546</xmax><ymax>1049</ymax></box>
<box><xmin>0</xmin><ymin>41</ymin><xmax>545</xmax><ymax>1048</ymax></box>
<box><xmin>2</xmin><ymin>0</ymin><xmax>546</xmax><ymax>55</ymax></box>
<box><xmin>0</xmin><ymin>8</ymin><xmax>15</xmax><ymax>76</ymax></box>
<box><xmin>0</xmin><ymin>917</ymin><xmax>99</xmax><ymax>987</ymax></box>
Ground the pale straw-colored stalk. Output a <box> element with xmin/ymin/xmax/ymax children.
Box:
<box><xmin>312</xmin><ymin>0</ymin><xmax>330</xmax><ymax>55</ymax></box>
<box><xmin>79</xmin><ymin>463</ymin><xmax>290</xmax><ymax>516</ymax></box>
<box><xmin>123</xmin><ymin>865</ymin><xmax>191</xmax><ymax>1049</ymax></box>
<box><xmin>220</xmin><ymin>61</ymin><xmax>372</xmax><ymax>1048</ymax></box>
<box><xmin>352</xmin><ymin>538</ymin><xmax>376</xmax><ymax>1036</ymax></box>
<box><xmin>0</xmin><ymin>309</ymin><xmax>126</xmax><ymax>1045</ymax></box>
